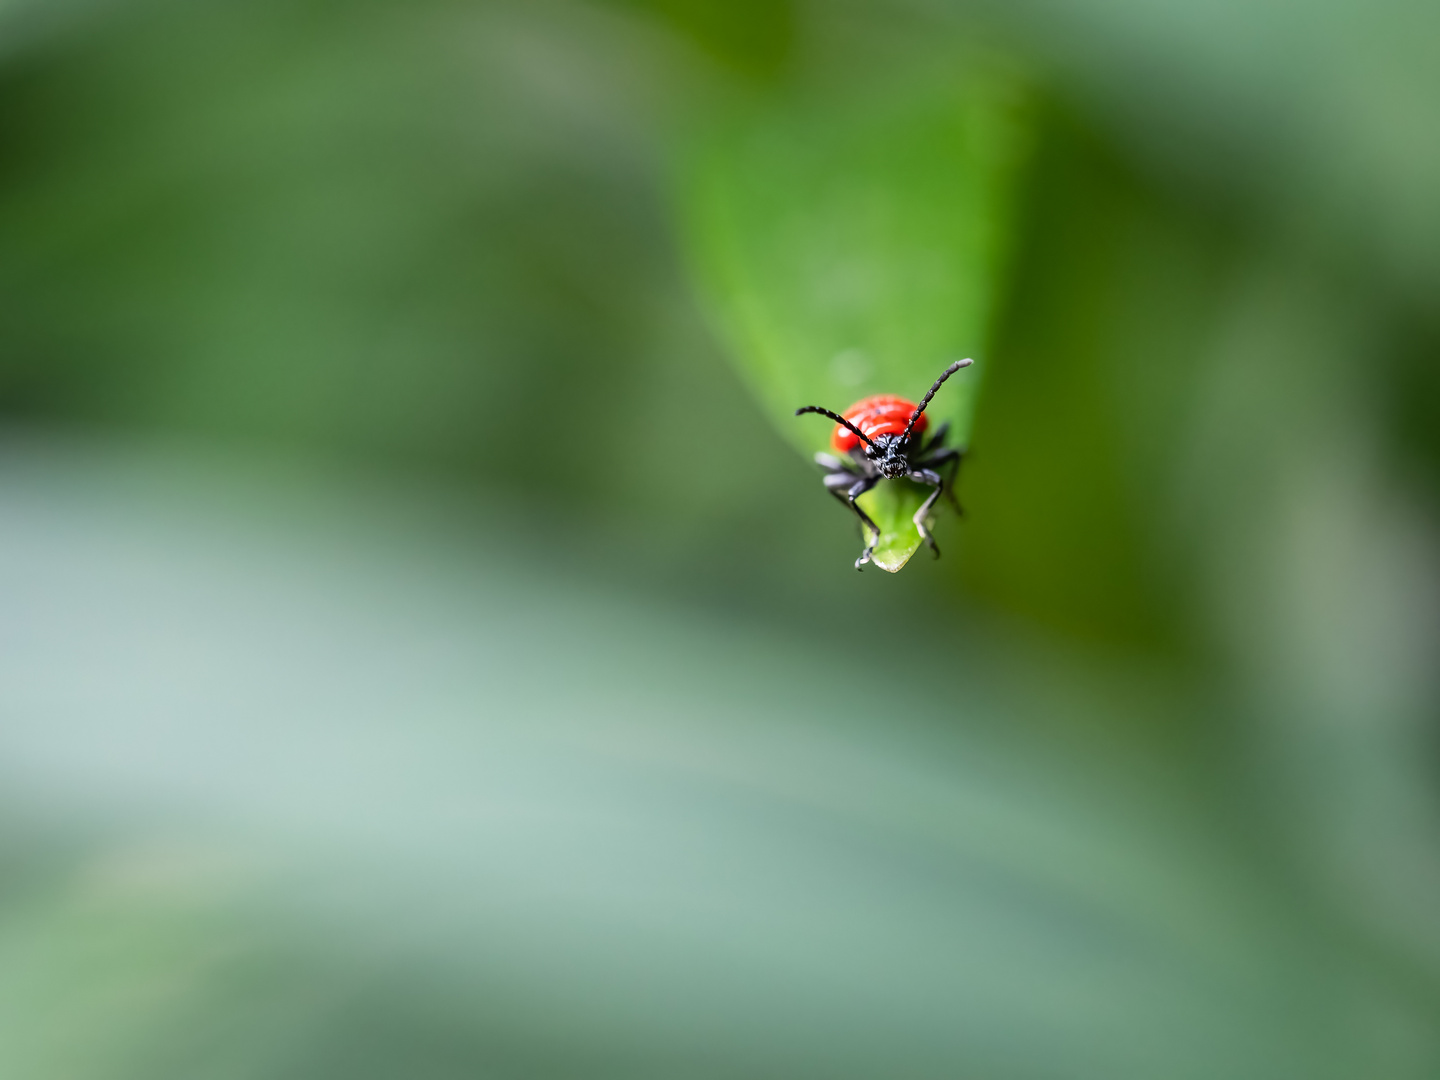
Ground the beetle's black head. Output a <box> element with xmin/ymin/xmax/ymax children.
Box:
<box><xmin>868</xmin><ymin>434</ymin><xmax>910</xmax><ymax>479</ymax></box>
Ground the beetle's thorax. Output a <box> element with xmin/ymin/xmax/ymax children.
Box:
<box><xmin>867</xmin><ymin>434</ymin><xmax>911</xmax><ymax>479</ymax></box>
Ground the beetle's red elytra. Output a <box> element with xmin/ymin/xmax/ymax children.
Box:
<box><xmin>830</xmin><ymin>394</ymin><xmax>929</xmax><ymax>453</ymax></box>
<box><xmin>795</xmin><ymin>359</ymin><xmax>973</xmax><ymax>570</ymax></box>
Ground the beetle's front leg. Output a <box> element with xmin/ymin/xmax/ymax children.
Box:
<box><xmin>915</xmin><ymin>447</ymin><xmax>963</xmax><ymax>514</ymax></box>
<box><xmin>816</xmin><ymin>454</ymin><xmax>881</xmax><ymax>569</ymax></box>
<box><xmin>844</xmin><ymin>476</ymin><xmax>880</xmax><ymax>568</ymax></box>
<box><xmin>908</xmin><ymin>467</ymin><xmax>945</xmax><ymax>558</ymax></box>
<box><xmin>916</xmin><ymin>421</ymin><xmax>950</xmax><ymax>459</ymax></box>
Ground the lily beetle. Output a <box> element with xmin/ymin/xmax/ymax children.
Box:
<box><xmin>796</xmin><ymin>358</ymin><xmax>971</xmax><ymax>570</ymax></box>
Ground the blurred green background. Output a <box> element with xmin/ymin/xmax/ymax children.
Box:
<box><xmin>1</xmin><ymin>0</ymin><xmax>1439</xmax><ymax>1076</ymax></box>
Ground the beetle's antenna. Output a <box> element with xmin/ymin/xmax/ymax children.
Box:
<box><xmin>901</xmin><ymin>359</ymin><xmax>973</xmax><ymax>444</ymax></box>
<box><xmin>795</xmin><ymin>406</ymin><xmax>876</xmax><ymax>450</ymax></box>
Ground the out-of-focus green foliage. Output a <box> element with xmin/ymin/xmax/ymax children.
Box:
<box><xmin>0</xmin><ymin>449</ymin><xmax>1436</xmax><ymax>1080</ymax></box>
<box><xmin>616</xmin><ymin>0</ymin><xmax>797</xmax><ymax>76</ymax></box>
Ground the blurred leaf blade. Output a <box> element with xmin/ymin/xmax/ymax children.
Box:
<box><xmin>676</xmin><ymin>60</ymin><xmax>1033</xmax><ymax>568</ymax></box>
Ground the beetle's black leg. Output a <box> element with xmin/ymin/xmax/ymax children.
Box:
<box><xmin>908</xmin><ymin>467</ymin><xmax>945</xmax><ymax>558</ymax></box>
<box><xmin>824</xmin><ymin>487</ymin><xmax>881</xmax><ymax>569</ymax></box>
<box><xmin>844</xmin><ymin>475</ymin><xmax>880</xmax><ymax>569</ymax></box>
<box><xmin>914</xmin><ymin>446</ymin><xmax>958</xmax><ymax>469</ymax></box>
<box><xmin>814</xmin><ymin>451</ymin><xmax>883</xmax><ymax>569</ymax></box>
<box><xmin>914</xmin><ymin>447</ymin><xmax>962</xmax><ymax>514</ymax></box>
<box><xmin>916</xmin><ymin>421</ymin><xmax>950</xmax><ymax>459</ymax></box>
<box><xmin>819</xmin><ymin>469</ymin><xmax>878</xmax><ymax>568</ymax></box>
<box><xmin>944</xmin><ymin>452</ymin><xmax>963</xmax><ymax>515</ymax></box>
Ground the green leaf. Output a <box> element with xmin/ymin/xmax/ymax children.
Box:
<box><xmin>678</xmin><ymin>61</ymin><xmax>1032</xmax><ymax>570</ymax></box>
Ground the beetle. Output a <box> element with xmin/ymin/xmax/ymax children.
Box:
<box><xmin>796</xmin><ymin>358</ymin><xmax>972</xmax><ymax>570</ymax></box>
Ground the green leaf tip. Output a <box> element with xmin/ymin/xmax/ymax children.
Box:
<box><xmin>857</xmin><ymin>478</ymin><xmax>935</xmax><ymax>573</ymax></box>
<box><xmin>675</xmin><ymin>55</ymin><xmax>1033</xmax><ymax>571</ymax></box>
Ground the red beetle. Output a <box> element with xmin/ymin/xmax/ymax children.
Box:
<box><xmin>828</xmin><ymin>394</ymin><xmax>929</xmax><ymax>454</ymax></box>
<box><xmin>796</xmin><ymin>358</ymin><xmax>971</xmax><ymax>569</ymax></box>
